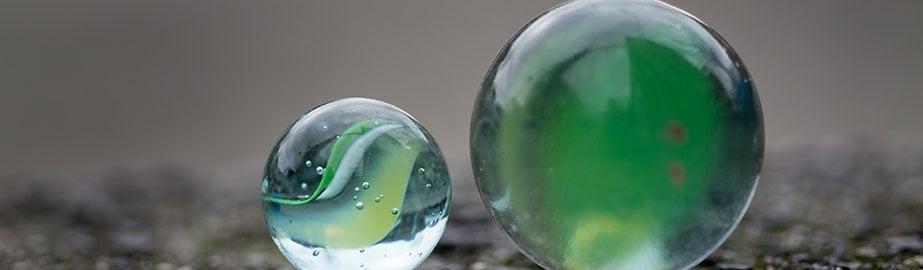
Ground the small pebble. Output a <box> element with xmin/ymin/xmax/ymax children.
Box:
<box><xmin>854</xmin><ymin>246</ymin><xmax>878</xmax><ymax>258</ymax></box>
<box><xmin>905</xmin><ymin>255</ymin><xmax>923</xmax><ymax>266</ymax></box>
<box><xmin>470</xmin><ymin>261</ymin><xmax>488</xmax><ymax>270</ymax></box>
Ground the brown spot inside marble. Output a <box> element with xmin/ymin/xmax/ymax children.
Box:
<box><xmin>665</xmin><ymin>122</ymin><xmax>687</xmax><ymax>145</ymax></box>
<box><xmin>670</xmin><ymin>162</ymin><xmax>685</xmax><ymax>185</ymax></box>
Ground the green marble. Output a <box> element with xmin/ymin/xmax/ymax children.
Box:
<box><xmin>471</xmin><ymin>0</ymin><xmax>763</xmax><ymax>269</ymax></box>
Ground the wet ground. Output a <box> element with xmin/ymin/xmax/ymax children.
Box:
<box><xmin>1</xmin><ymin>136</ymin><xmax>921</xmax><ymax>269</ymax></box>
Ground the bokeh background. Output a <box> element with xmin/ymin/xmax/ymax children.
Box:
<box><xmin>2</xmin><ymin>0</ymin><xmax>922</xmax><ymax>269</ymax></box>
<box><xmin>3</xmin><ymin>0</ymin><xmax>922</xmax><ymax>181</ymax></box>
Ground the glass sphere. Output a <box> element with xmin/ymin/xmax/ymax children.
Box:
<box><xmin>262</xmin><ymin>98</ymin><xmax>451</xmax><ymax>269</ymax></box>
<box><xmin>470</xmin><ymin>0</ymin><xmax>763</xmax><ymax>269</ymax></box>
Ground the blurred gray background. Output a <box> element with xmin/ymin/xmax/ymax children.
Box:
<box><xmin>2</xmin><ymin>0</ymin><xmax>922</xmax><ymax>184</ymax></box>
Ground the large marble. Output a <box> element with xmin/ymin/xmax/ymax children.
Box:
<box><xmin>470</xmin><ymin>0</ymin><xmax>764</xmax><ymax>269</ymax></box>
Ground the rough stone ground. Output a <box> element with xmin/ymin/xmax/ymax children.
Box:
<box><xmin>1</xmin><ymin>136</ymin><xmax>921</xmax><ymax>269</ymax></box>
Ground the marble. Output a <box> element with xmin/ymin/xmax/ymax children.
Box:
<box><xmin>470</xmin><ymin>0</ymin><xmax>764</xmax><ymax>269</ymax></box>
<box><xmin>262</xmin><ymin>98</ymin><xmax>450</xmax><ymax>269</ymax></box>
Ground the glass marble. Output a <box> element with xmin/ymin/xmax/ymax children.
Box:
<box><xmin>262</xmin><ymin>98</ymin><xmax>450</xmax><ymax>270</ymax></box>
<box><xmin>471</xmin><ymin>0</ymin><xmax>763</xmax><ymax>269</ymax></box>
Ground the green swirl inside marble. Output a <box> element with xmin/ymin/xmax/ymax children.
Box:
<box><xmin>264</xmin><ymin>119</ymin><xmax>418</xmax><ymax>205</ymax></box>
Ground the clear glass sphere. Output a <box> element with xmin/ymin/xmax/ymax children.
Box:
<box><xmin>470</xmin><ymin>0</ymin><xmax>764</xmax><ymax>269</ymax></box>
<box><xmin>262</xmin><ymin>98</ymin><xmax>451</xmax><ymax>269</ymax></box>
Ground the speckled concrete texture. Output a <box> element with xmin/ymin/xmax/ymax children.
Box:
<box><xmin>1</xmin><ymin>136</ymin><xmax>921</xmax><ymax>269</ymax></box>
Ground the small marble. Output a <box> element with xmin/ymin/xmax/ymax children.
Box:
<box><xmin>470</xmin><ymin>0</ymin><xmax>764</xmax><ymax>269</ymax></box>
<box><xmin>262</xmin><ymin>98</ymin><xmax>451</xmax><ymax>269</ymax></box>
